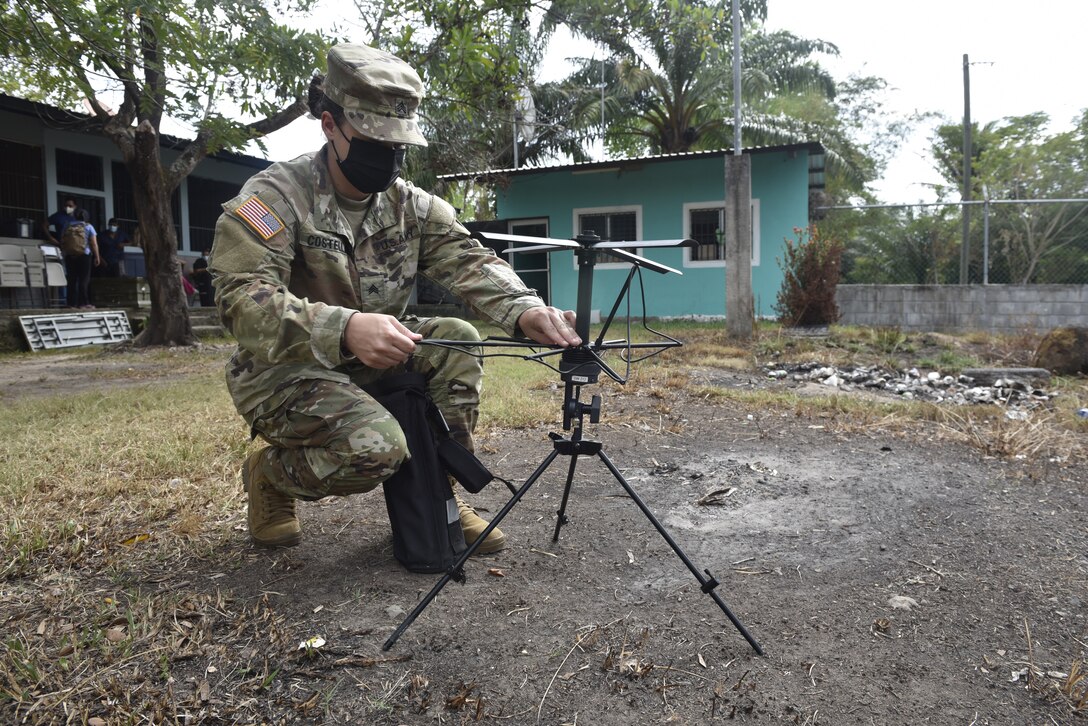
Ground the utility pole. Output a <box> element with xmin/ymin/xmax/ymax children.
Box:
<box><xmin>960</xmin><ymin>53</ymin><xmax>971</xmax><ymax>284</ymax></box>
<box><xmin>725</xmin><ymin>0</ymin><xmax>753</xmax><ymax>339</ymax></box>
<box><xmin>599</xmin><ymin>59</ymin><xmax>606</xmax><ymax>160</ymax></box>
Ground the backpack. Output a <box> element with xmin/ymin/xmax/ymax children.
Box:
<box><xmin>364</xmin><ymin>373</ymin><xmax>468</xmax><ymax>573</ymax></box>
<box><xmin>60</xmin><ymin>222</ymin><xmax>87</xmax><ymax>256</ymax></box>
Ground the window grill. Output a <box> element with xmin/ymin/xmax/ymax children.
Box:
<box><xmin>689</xmin><ymin>207</ymin><xmax>724</xmax><ymax>261</ymax></box>
<box><xmin>0</xmin><ymin>140</ymin><xmax>45</xmax><ymax>231</ymax></box>
<box><xmin>56</xmin><ymin>148</ymin><xmax>104</xmax><ymax>190</ymax></box>
<box><xmin>187</xmin><ymin>177</ymin><xmax>241</xmax><ymax>255</ymax></box>
<box><xmin>111</xmin><ymin>162</ymin><xmax>181</xmax><ymax>246</ymax></box>
<box><xmin>577</xmin><ymin>211</ymin><xmax>636</xmax><ymax>264</ymax></box>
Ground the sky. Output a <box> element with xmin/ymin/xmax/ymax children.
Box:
<box><xmin>257</xmin><ymin>0</ymin><xmax>1088</xmax><ymax>204</ymax></box>
<box><xmin>760</xmin><ymin>0</ymin><xmax>1088</xmax><ymax>202</ymax></box>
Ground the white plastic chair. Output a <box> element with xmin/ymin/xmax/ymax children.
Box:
<box><xmin>0</xmin><ymin>244</ymin><xmax>28</xmax><ymax>309</ymax></box>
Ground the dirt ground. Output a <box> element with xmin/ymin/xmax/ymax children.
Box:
<box><xmin>3</xmin><ymin>346</ymin><xmax>1087</xmax><ymax>724</ymax></box>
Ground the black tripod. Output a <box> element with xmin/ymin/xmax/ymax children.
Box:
<box><xmin>382</xmin><ymin>232</ymin><xmax>762</xmax><ymax>655</ymax></box>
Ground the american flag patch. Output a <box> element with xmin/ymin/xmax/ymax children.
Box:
<box><xmin>233</xmin><ymin>196</ymin><xmax>284</xmax><ymax>240</ymax></box>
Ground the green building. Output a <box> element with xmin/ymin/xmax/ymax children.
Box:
<box><xmin>442</xmin><ymin>144</ymin><xmax>823</xmax><ymax>319</ymax></box>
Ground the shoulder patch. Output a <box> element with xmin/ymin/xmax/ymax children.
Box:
<box><xmin>425</xmin><ymin>195</ymin><xmax>458</xmax><ymax>227</ymax></box>
<box><xmin>231</xmin><ymin>195</ymin><xmax>285</xmax><ymax>240</ymax></box>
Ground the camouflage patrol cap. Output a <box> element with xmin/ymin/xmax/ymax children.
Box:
<box><xmin>324</xmin><ymin>44</ymin><xmax>428</xmax><ymax>147</ymax></box>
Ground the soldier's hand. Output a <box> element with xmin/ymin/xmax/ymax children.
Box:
<box><xmin>517</xmin><ymin>306</ymin><xmax>580</xmax><ymax>347</ymax></box>
<box><xmin>343</xmin><ymin>312</ymin><xmax>422</xmax><ymax>368</ymax></box>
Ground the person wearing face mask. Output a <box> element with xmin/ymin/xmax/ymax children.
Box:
<box><xmin>210</xmin><ymin>43</ymin><xmax>580</xmax><ymax>552</ymax></box>
<box><xmin>94</xmin><ymin>218</ymin><xmax>129</xmax><ymax>278</ymax></box>
<box><xmin>62</xmin><ymin>208</ymin><xmax>100</xmax><ymax>309</ymax></box>
<box><xmin>43</xmin><ymin>196</ymin><xmax>78</xmax><ymax>250</ymax></box>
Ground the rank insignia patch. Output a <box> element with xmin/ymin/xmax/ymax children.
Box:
<box><xmin>234</xmin><ymin>196</ymin><xmax>284</xmax><ymax>240</ymax></box>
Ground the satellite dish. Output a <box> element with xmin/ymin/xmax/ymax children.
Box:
<box><xmin>513</xmin><ymin>85</ymin><xmax>536</xmax><ymax>144</ymax></box>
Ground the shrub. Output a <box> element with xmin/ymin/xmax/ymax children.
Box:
<box><xmin>775</xmin><ymin>225</ymin><xmax>845</xmax><ymax>327</ymax></box>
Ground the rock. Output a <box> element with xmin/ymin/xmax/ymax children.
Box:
<box><xmin>759</xmin><ymin>361</ymin><xmax>1053</xmax><ymax>410</ymax></box>
<box><xmin>887</xmin><ymin>595</ymin><xmax>919</xmax><ymax>611</ymax></box>
<box><xmin>1032</xmin><ymin>327</ymin><xmax>1088</xmax><ymax>374</ymax></box>
<box><xmin>961</xmin><ymin>367</ymin><xmax>1051</xmax><ymax>386</ymax></box>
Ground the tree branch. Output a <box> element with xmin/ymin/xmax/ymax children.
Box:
<box><xmin>139</xmin><ymin>13</ymin><xmax>163</xmax><ymax>128</ymax></box>
<box><xmin>245</xmin><ymin>97</ymin><xmax>309</xmax><ymax>139</ymax></box>
<box><xmin>165</xmin><ymin>98</ymin><xmax>309</xmax><ymax>189</ymax></box>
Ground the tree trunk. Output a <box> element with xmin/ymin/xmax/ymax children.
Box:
<box><xmin>130</xmin><ymin>120</ymin><xmax>195</xmax><ymax>346</ymax></box>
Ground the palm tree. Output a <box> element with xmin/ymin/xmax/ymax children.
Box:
<box><xmin>549</xmin><ymin>2</ymin><xmax>863</xmax><ymax>181</ymax></box>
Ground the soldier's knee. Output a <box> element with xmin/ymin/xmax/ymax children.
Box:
<box><xmin>433</xmin><ymin>317</ymin><xmax>481</xmax><ymax>343</ymax></box>
<box><xmin>326</xmin><ymin>418</ymin><xmax>409</xmax><ymax>494</ymax></box>
<box><xmin>351</xmin><ymin>422</ymin><xmax>409</xmax><ymax>473</ymax></box>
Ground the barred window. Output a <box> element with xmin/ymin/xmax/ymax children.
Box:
<box><xmin>684</xmin><ymin>200</ymin><xmax>760</xmax><ymax>266</ymax></box>
<box><xmin>56</xmin><ymin>148</ymin><xmax>103</xmax><ymax>190</ymax></box>
<box><xmin>188</xmin><ymin>177</ymin><xmax>241</xmax><ymax>255</ymax></box>
<box><xmin>0</xmin><ymin>140</ymin><xmax>45</xmax><ymax>229</ymax></box>
<box><xmin>689</xmin><ymin>207</ymin><xmax>723</xmax><ymax>261</ymax></box>
<box><xmin>577</xmin><ymin>211</ymin><xmax>637</xmax><ymax>264</ymax></box>
<box><xmin>111</xmin><ymin>162</ymin><xmax>181</xmax><ymax>247</ymax></box>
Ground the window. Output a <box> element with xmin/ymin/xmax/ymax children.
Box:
<box><xmin>55</xmin><ymin>148</ymin><xmax>104</xmax><ymax>190</ymax></box>
<box><xmin>689</xmin><ymin>207</ymin><xmax>723</xmax><ymax>261</ymax></box>
<box><xmin>572</xmin><ymin>207</ymin><xmax>640</xmax><ymax>266</ymax></box>
<box><xmin>187</xmin><ymin>177</ymin><xmax>242</xmax><ymax>255</ymax></box>
<box><xmin>0</xmin><ymin>140</ymin><xmax>45</xmax><ymax>232</ymax></box>
<box><xmin>507</xmin><ymin>218</ymin><xmax>550</xmax><ymax>304</ymax></box>
<box><xmin>682</xmin><ymin>200</ymin><xmax>760</xmax><ymax>267</ymax></box>
<box><xmin>111</xmin><ymin>161</ymin><xmax>181</xmax><ymax>246</ymax></box>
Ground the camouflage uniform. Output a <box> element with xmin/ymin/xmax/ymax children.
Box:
<box><xmin>210</xmin><ymin>149</ymin><xmax>543</xmax><ymax>500</ymax></box>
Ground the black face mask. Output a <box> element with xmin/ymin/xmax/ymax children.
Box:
<box><xmin>332</xmin><ymin>127</ymin><xmax>405</xmax><ymax>194</ymax></box>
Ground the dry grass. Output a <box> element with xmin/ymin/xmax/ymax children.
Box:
<box><xmin>0</xmin><ymin>321</ymin><xmax>1085</xmax><ymax>722</ymax></box>
<box><xmin>1023</xmin><ymin>621</ymin><xmax>1088</xmax><ymax>717</ymax></box>
<box><xmin>478</xmin><ymin>354</ymin><xmax>556</xmax><ymax>431</ymax></box>
<box><xmin>0</xmin><ymin>373</ymin><xmax>305</xmax><ymax>722</ymax></box>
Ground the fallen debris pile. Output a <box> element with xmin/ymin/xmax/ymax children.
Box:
<box><xmin>764</xmin><ymin>362</ymin><xmax>1057</xmax><ymax>410</ymax></box>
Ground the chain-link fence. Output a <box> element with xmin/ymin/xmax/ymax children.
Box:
<box><xmin>818</xmin><ymin>199</ymin><xmax>1088</xmax><ymax>285</ymax></box>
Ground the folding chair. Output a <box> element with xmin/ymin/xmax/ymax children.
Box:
<box><xmin>23</xmin><ymin>246</ymin><xmax>48</xmax><ymax>308</ymax></box>
<box><xmin>0</xmin><ymin>244</ymin><xmax>29</xmax><ymax>309</ymax></box>
<box><xmin>40</xmin><ymin>244</ymin><xmax>67</xmax><ymax>307</ymax></box>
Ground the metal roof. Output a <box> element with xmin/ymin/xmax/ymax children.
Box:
<box><xmin>438</xmin><ymin>142</ymin><xmax>825</xmax><ymax>183</ymax></box>
<box><xmin>0</xmin><ymin>93</ymin><xmax>273</xmax><ymax>170</ymax></box>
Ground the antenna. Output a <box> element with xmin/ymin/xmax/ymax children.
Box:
<box><xmin>381</xmin><ymin>230</ymin><xmax>764</xmax><ymax>656</ymax></box>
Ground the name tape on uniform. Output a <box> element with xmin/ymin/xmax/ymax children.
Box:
<box><xmin>234</xmin><ymin>196</ymin><xmax>285</xmax><ymax>240</ymax></box>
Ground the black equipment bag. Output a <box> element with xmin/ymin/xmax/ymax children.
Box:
<box><xmin>364</xmin><ymin>372</ymin><xmax>476</xmax><ymax>573</ymax></box>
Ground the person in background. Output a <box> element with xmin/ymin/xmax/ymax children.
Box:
<box><xmin>191</xmin><ymin>249</ymin><xmax>214</xmax><ymax>306</ymax></box>
<box><xmin>95</xmin><ymin>218</ymin><xmax>129</xmax><ymax>278</ymax></box>
<box><xmin>62</xmin><ymin>209</ymin><xmax>100</xmax><ymax>309</ymax></box>
<box><xmin>43</xmin><ymin>196</ymin><xmax>77</xmax><ymax>249</ymax></box>
<box><xmin>181</xmin><ymin>265</ymin><xmax>198</xmax><ymax>306</ymax></box>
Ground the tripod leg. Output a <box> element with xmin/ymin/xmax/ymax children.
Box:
<box><xmin>596</xmin><ymin>450</ymin><xmax>764</xmax><ymax>656</ymax></box>
<box><xmin>383</xmin><ymin>448</ymin><xmax>563</xmax><ymax>651</ymax></box>
<box><xmin>551</xmin><ymin>452</ymin><xmax>581</xmax><ymax>542</ymax></box>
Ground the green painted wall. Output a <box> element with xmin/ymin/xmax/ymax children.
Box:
<box><xmin>494</xmin><ymin>150</ymin><xmax>810</xmax><ymax>318</ymax></box>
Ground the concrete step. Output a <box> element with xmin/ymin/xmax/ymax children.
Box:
<box><xmin>193</xmin><ymin>324</ymin><xmax>229</xmax><ymax>339</ymax></box>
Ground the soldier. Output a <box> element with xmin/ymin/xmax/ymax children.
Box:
<box><xmin>210</xmin><ymin>43</ymin><xmax>579</xmax><ymax>553</ymax></box>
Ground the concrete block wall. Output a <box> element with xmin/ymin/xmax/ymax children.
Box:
<box><xmin>836</xmin><ymin>284</ymin><xmax>1088</xmax><ymax>333</ymax></box>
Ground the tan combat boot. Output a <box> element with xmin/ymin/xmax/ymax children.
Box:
<box><xmin>454</xmin><ymin>493</ymin><xmax>505</xmax><ymax>554</ymax></box>
<box><xmin>242</xmin><ymin>449</ymin><xmax>302</xmax><ymax>548</ymax></box>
